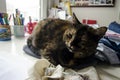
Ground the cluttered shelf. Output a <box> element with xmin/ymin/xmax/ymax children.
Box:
<box><xmin>70</xmin><ymin>0</ymin><xmax>115</xmax><ymax>7</ymax></box>
<box><xmin>71</xmin><ymin>4</ymin><xmax>115</xmax><ymax>7</ymax></box>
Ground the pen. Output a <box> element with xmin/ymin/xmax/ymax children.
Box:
<box><xmin>13</xmin><ymin>14</ymin><xmax>16</xmax><ymax>25</ymax></box>
<box><xmin>12</xmin><ymin>9</ymin><xmax>25</xmax><ymax>25</ymax></box>
<box><xmin>29</xmin><ymin>16</ymin><xmax>32</xmax><ymax>23</ymax></box>
<box><xmin>9</xmin><ymin>14</ymin><xmax>12</xmax><ymax>21</ymax></box>
<box><xmin>21</xmin><ymin>17</ymin><xmax>24</xmax><ymax>25</ymax></box>
<box><xmin>4</xmin><ymin>13</ymin><xmax>9</xmax><ymax>25</ymax></box>
<box><xmin>0</xmin><ymin>13</ymin><xmax>4</xmax><ymax>25</ymax></box>
<box><xmin>16</xmin><ymin>16</ymin><xmax>20</xmax><ymax>25</ymax></box>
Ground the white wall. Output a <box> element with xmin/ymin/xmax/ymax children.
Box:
<box><xmin>117</xmin><ymin>0</ymin><xmax>120</xmax><ymax>23</ymax></box>
<box><xmin>72</xmin><ymin>0</ymin><xmax>120</xmax><ymax>27</ymax></box>
<box><xmin>40</xmin><ymin>0</ymin><xmax>55</xmax><ymax>20</ymax></box>
<box><xmin>0</xmin><ymin>0</ymin><xmax>6</xmax><ymax>12</ymax></box>
<box><xmin>40</xmin><ymin>0</ymin><xmax>48</xmax><ymax>20</ymax></box>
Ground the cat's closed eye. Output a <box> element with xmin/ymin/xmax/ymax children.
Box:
<box><xmin>63</xmin><ymin>28</ymin><xmax>76</xmax><ymax>40</ymax></box>
<box><xmin>66</xmin><ymin>34</ymin><xmax>73</xmax><ymax>39</ymax></box>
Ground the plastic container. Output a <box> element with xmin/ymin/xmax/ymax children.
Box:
<box><xmin>13</xmin><ymin>25</ymin><xmax>24</xmax><ymax>37</ymax></box>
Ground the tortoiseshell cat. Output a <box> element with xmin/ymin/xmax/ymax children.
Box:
<box><xmin>27</xmin><ymin>13</ymin><xmax>107</xmax><ymax>68</ymax></box>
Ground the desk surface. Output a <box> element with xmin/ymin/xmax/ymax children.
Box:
<box><xmin>0</xmin><ymin>36</ymin><xmax>120</xmax><ymax>80</ymax></box>
<box><xmin>0</xmin><ymin>36</ymin><xmax>38</xmax><ymax>80</ymax></box>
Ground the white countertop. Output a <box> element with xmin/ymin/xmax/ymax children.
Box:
<box><xmin>0</xmin><ymin>36</ymin><xmax>38</xmax><ymax>80</ymax></box>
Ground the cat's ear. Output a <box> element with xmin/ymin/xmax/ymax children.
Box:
<box><xmin>72</xmin><ymin>12</ymin><xmax>81</xmax><ymax>24</ymax></box>
<box><xmin>94</xmin><ymin>27</ymin><xmax>107</xmax><ymax>36</ymax></box>
<box><xmin>88</xmin><ymin>26</ymin><xmax>107</xmax><ymax>39</ymax></box>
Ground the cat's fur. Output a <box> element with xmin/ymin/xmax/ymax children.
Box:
<box><xmin>27</xmin><ymin>14</ymin><xmax>107</xmax><ymax>68</ymax></box>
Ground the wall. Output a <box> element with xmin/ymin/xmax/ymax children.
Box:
<box><xmin>41</xmin><ymin>0</ymin><xmax>59</xmax><ymax>20</ymax></box>
<box><xmin>72</xmin><ymin>0</ymin><xmax>120</xmax><ymax>27</ymax></box>
<box><xmin>40</xmin><ymin>0</ymin><xmax>48</xmax><ymax>20</ymax></box>
<box><xmin>117</xmin><ymin>0</ymin><xmax>120</xmax><ymax>23</ymax></box>
<box><xmin>0</xmin><ymin>0</ymin><xmax>6</xmax><ymax>12</ymax></box>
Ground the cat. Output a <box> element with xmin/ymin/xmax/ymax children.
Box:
<box><xmin>27</xmin><ymin>13</ymin><xmax>107</xmax><ymax>68</ymax></box>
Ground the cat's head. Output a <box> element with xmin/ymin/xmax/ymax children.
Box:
<box><xmin>63</xmin><ymin>24</ymin><xmax>107</xmax><ymax>58</ymax></box>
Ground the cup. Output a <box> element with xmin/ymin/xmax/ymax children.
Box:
<box><xmin>13</xmin><ymin>25</ymin><xmax>25</xmax><ymax>37</ymax></box>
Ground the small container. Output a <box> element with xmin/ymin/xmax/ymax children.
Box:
<box><xmin>13</xmin><ymin>25</ymin><xmax>24</xmax><ymax>37</ymax></box>
<box><xmin>0</xmin><ymin>28</ymin><xmax>11</xmax><ymax>41</ymax></box>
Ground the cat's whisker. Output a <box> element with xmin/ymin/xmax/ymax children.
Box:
<box><xmin>67</xmin><ymin>47</ymin><xmax>73</xmax><ymax>52</ymax></box>
<box><xmin>70</xmin><ymin>46</ymin><xmax>74</xmax><ymax>50</ymax></box>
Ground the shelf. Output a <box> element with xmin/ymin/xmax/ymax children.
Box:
<box><xmin>70</xmin><ymin>0</ymin><xmax>115</xmax><ymax>7</ymax></box>
<box><xmin>71</xmin><ymin>4</ymin><xmax>115</xmax><ymax>7</ymax></box>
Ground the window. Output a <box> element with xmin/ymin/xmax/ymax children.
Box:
<box><xmin>6</xmin><ymin>0</ymin><xmax>40</xmax><ymax>25</ymax></box>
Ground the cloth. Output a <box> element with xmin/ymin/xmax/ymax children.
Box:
<box><xmin>105</xmin><ymin>30</ymin><xmax>120</xmax><ymax>42</ymax></box>
<box><xmin>95</xmin><ymin>21</ymin><xmax>120</xmax><ymax>65</ymax></box>
<box><xmin>108</xmin><ymin>21</ymin><xmax>120</xmax><ymax>34</ymax></box>
<box><xmin>27</xmin><ymin>59</ymin><xmax>99</xmax><ymax>80</ymax></box>
<box><xmin>27</xmin><ymin>59</ymin><xmax>120</xmax><ymax>80</ymax></box>
<box><xmin>99</xmin><ymin>37</ymin><xmax>120</xmax><ymax>53</ymax></box>
<box><xmin>96</xmin><ymin>43</ymin><xmax>120</xmax><ymax>64</ymax></box>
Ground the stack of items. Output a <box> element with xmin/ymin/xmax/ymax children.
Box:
<box><xmin>0</xmin><ymin>13</ymin><xmax>11</xmax><ymax>41</ymax></box>
<box><xmin>96</xmin><ymin>21</ymin><xmax>120</xmax><ymax>65</ymax></box>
